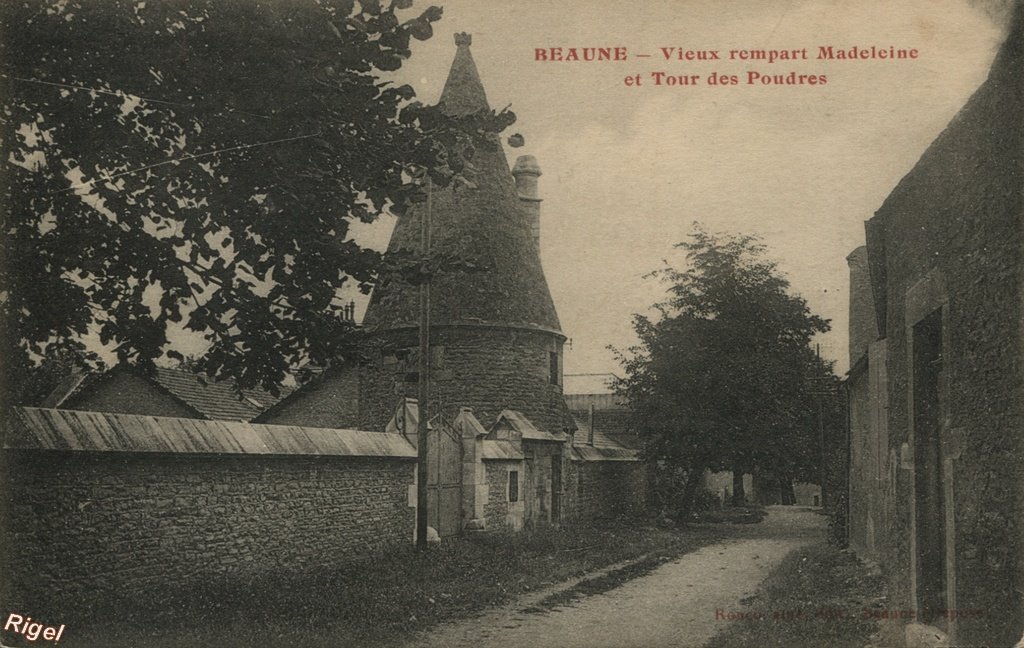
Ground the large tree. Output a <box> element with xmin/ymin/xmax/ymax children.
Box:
<box><xmin>615</xmin><ymin>226</ymin><xmax>834</xmax><ymax>519</ymax></box>
<box><xmin>0</xmin><ymin>0</ymin><xmax>512</xmax><ymax>399</ymax></box>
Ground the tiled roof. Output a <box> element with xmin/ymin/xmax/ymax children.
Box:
<box><xmin>150</xmin><ymin>367</ymin><xmax>289</xmax><ymax>421</ymax></box>
<box><xmin>573</xmin><ymin>418</ymin><xmax>624</xmax><ymax>449</ymax></box>
<box><xmin>569</xmin><ymin>409</ymin><xmax>641</xmax><ymax>461</ymax></box>
<box><xmin>571</xmin><ymin>409</ymin><xmax>640</xmax><ymax>450</ymax></box>
<box><xmin>438</xmin><ymin>33</ymin><xmax>490</xmax><ymax>116</ymax></box>
<box><xmin>7</xmin><ymin>407</ymin><xmax>415</xmax><ymax>458</ymax></box>
<box><xmin>39</xmin><ymin>366</ymin><xmax>290</xmax><ymax>422</ymax></box>
<box><xmin>248</xmin><ymin>364</ymin><xmax>346</xmax><ymax>423</ymax></box>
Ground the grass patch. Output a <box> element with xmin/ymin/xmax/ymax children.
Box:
<box><xmin>44</xmin><ymin>520</ymin><xmax>728</xmax><ymax>648</ymax></box>
<box><xmin>705</xmin><ymin>541</ymin><xmax>884</xmax><ymax>648</ymax></box>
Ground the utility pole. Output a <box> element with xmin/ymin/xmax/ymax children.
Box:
<box><xmin>818</xmin><ymin>384</ymin><xmax>826</xmax><ymax>505</ymax></box>
<box><xmin>415</xmin><ymin>177</ymin><xmax>432</xmax><ymax>550</ymax></box>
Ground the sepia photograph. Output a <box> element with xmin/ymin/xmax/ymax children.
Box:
<box><xmin>0</xmin><ymin>1</ymin><xmax>1021</xmax><ymax>646</ymax></box>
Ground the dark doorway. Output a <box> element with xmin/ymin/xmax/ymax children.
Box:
<box><xmin>913</xmin><ymin>309</ymin><xmax>945</xmax><ymax>624</ymax></box>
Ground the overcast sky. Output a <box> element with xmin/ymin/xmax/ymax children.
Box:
<box><xmin>348</xmin><ymin>0</ymin><xmax>1010</xmax><ymax>377</ymax></box>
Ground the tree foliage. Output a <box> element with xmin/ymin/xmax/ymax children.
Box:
<box><xmin>615</xmin><ymin>225</ymin><xmax>838</xmax><ymax>518</ymax></box>
<box><xmin>0</xmin><ymin>0</ymin><xmax>514</xmax><ymax>396</ymax></box>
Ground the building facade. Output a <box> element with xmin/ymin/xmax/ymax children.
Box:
<box><xmin>846</xmin><ymin>9</ymin><xmax>1024</xmax><ymax>647</ymax></box>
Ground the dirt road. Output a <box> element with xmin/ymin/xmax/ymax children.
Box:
<box><xmin>411</xmin><ymin>506</ymin><xmax>824</xmax><ymax>648</ymax></box>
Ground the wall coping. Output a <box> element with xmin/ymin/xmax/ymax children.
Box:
<box><xmin>6</xmin><ymin>407</ymin><xmax>417</xmax><ymax>459</ymax></box>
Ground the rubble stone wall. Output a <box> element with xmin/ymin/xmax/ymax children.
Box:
<box><xmin>1</xmin><ymin>451</ymin><xmax>415</xmax><ymax>607</ymax></box>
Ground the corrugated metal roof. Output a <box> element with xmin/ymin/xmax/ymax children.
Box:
<box><xmin>481</xmin><ymin>439</ymin><xmax>524</xmax><ymax>461</ymax></box>
<box><xmin>571</xmin><ymin>444</ymin><xmax>640</xmax><ymax>462</ymax></box>
<box><xmin>6</xmin><ymin>408</ymin><xmax>416</xmax><ymax>458</ymax></box>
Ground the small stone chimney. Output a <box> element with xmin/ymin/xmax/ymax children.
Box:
<box><xmin>587</xmin><ymin>403</ymin><xmax>596</xmax><ymax>446</ymax></box>
<box><xmin>512</xmin><ymin>155</ymin><xmax>542</xmax><ymax>248</ymax></box>
<box><xmin>846</xmin><ymin>246</ymin><xmax>876</xmax><ymax>367</ymax></box>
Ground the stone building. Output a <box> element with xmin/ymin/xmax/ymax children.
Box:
<box><xmin>1</xmin><ymin>34</ymin><xmax>645</xmax><ymax>612</ymax></box>
<box><xmin>358</xmin><ymin>32</ymin><xmax>571</xmax><ymax>436</ymax></box>
<box><xmin>845</xmin><ymin>8</ymin><xmax>1023</xmax><ymax>648</ymax></box>
<box><xmin>564</xmin><ymin>373</ymin><xmax>639</xmax><ymax>451</ymax></box>
<box><xmin>257</xmin><ymin>33</ymin><xmax>644</xmax><ymax>537</ymax></box>
<box><xmin>562</xmin><ymin>374</ymin><xmax>647</xmax><ymax>521</ymax></box>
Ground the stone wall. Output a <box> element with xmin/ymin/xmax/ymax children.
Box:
<box><xmin>846</xmin><ymin>246</ymin><xmax>878</xmax><ymax>365</ymax></box>
<box><xmin>853</xmin><ymin>19</ymin><xmax>1024</xmax><ymax>645</ymax></box>
<box><xmin>358</xmin><ymin>326</ymin><xmax>569</xmax><ymax>434</ymax></box>
<box><xmin>847</xmin><ymin>339</ymin><xmax>891</xmax><ymax>561</ymax></box>
<box><xmin>1</xmin><ymin>450</ymin><xmax>415</xmax><ymax>609</ymax></box>
<box><xmin>847</xmin><ymin>366</ymin><xmax>872</xmax><ymax>555</ymax></box>
<box><xmin>565</xmin><ymin>460</ymin><xmax>646</xmax><ymax>522</ymax></box>
<box><xmin>483</xmin><ymin>460</ymin><xmax>524</xmax><ymax>531</ymax></box>
<box><xmin>876</xmin><ymin>186</ymin><xmax>1023</xmax><ymax>646</ymax></box>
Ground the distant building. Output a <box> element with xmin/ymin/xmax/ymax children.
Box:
<box><xmin>564</xmin><ymin>373</ymin><xmax>639</xmax><ymax>450</ymax></box>
<box><xmin>846</xmin><ymin>8</ymin><xmax>1023</xmax><ymax>648</ymax></box>
<box><xmin>40</xmin><ymin>365</ymin><xmax>288</xmax><ymax>421</ymax></box>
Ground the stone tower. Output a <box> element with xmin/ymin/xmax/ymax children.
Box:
<box><xmin>359</xmin><ymin>33</ymin><xmax>571</xmax><ymax>434</ymax></box>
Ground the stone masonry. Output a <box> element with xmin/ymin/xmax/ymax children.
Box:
<box><xmin>846</xmin><ymin>8</ymin><xmax>1024</xmax><ymax>647</ymax></box>
<box><xmin>564</xmin><ymin>460</ymin><xmax>647</xmax><ymax>523</ymax></box>
<box><xmin>2</xmin><ymin>451</ymin><xmax>414</xmax><ymax>608</ymax></box>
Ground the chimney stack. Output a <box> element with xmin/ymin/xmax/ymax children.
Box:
<box><xmin>587</xmin><ymin>402</ymin><xmax>595</xmax><ymax>446</ymax></box>
<box><xmin>512</xmin><ymin>155</ymin><xmax>542</xmax><ymax>248</ymax></box>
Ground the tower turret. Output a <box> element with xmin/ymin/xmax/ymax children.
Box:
<box><xmin>512</xmin><ymin>155</ymin><xmax>543</xmax><ymax>249</ymax></box>
<box><xmin>359</xmin><ymin>34</ymin><xmax>570</xmax><ymax>433</ymax></box>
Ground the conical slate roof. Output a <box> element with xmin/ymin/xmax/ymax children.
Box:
<box><xmin>438</xmin><ymin>32</ymin><xmax>490</xmax><ymax>116</ymax></box>
<box><xmin>363</xmin><ymin>34</ymin><xmax>562</xmax><ymax>333</ymax></box>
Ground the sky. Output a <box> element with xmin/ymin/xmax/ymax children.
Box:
<box><xmin>347</xmin><ymin>0</ymin><xmax>1011</xmax><ymax>379</ymax></box>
